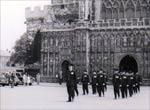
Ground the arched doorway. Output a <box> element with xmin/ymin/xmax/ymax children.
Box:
<box><xmin>61</xmin><ymin>60</ymin><xmax>70</xmax><ymax>81</ymax></box>
<box><xmin>119</xmin><ymin>55</ymin><xmax>138</xmax><ymax>73</ymax></box>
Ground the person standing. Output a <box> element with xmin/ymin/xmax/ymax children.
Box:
<box><xmin>120</xmin><ymin>72</ymin><xmax>128</xmax><ymax>98</ymax></box>
<box><xmin>91</xmin><ymin>71</ymin><xmax>97</xmax><ymax>94</ymax></box>
<box><xmin>135</xmin><ymin>72</ymin><xmax>142</xmax><ymax>92</ymax></box>
<box><xmin>133</xmin><ymin>73</ymin><xmax>137</xmax><ymax>94</ymax></box>
<box><xmin>36</xmin><ymin>73</ymin><xmax>41</xmax><ymax>85</ymax></box>
<box><xmin>113</xmin><ymin>70</ymin><xmax>121</xmax><ymax>99</ymax></box>
<box><xmin>97</xmin><ymin>70</ymin><xmax>105</xmax><ymax>97</ymax></box>
<box><xmin>58</xmin><ymin>71</ymin><xmax>63</xmax><ymax>85</ymax></box>
<box><xmin>127</xmin><ymin>72</ymin><xmax>134</xmax><ymax>97</ymax></box>
<box><xmin>74</xmin><ymin>72</ymin><xmax>79</xmax><ymax>96</ymax></box>
<box><xmin>23</xmin><ymin>73</ymin><xmax>27</xmax><ymax>86</ymax></box>
<box><xmin>81</xmin><ymin>71</ymin><xmax>90</xmax><ymax>95</ymax></box>
<box><xmin>66</xmin><ymin>64</ymin><xmax>77</xmax><ymax>102</ymax></box>
<box><xmin>10</xmin><ymin>72</ymin><xmax>15</xmax><ymax>88</ymax></box>
<box><xmin>27</xmin><ymin>75</ymin><xmax>31</xmax><ymax>86</ymax></box>
<box><xmin>103</xmin><ymin>71</ymin><xmax>108</xmax><ymax>91</ymax></box>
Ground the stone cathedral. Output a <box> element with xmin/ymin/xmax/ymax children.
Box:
<box><xmin>25</xmin><ymin>0</ymin><xmax>150</xmax><ymax>84</ymax></box>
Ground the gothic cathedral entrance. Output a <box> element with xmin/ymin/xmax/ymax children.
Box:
<box><xmin>119</xmin><ymin>55</ymin><xmax>138</xmax><ymax>73</ymax></box>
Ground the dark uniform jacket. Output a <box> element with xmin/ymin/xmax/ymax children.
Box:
<box><xmin>66</xmin><ymin>71</ymin><xmax>77</xmax><ymax>86</ymax></box>
<box><xmin>113</xmin><ymin>74</ymin><xmax>120</xmax><ymax>87</ymax></box>
<box><xmin>127</xmin><ymin>75</ymin><xmax>134</xmax><ymax>86</ymax></box>
<box><xmin>81</xmin><ymin>74</ymin><xmax>89</xmax><ymax>84</ymax></box>
<box><xmin>97</xmin><ymin>74</ymin><xmax>104</xmax><ymax>85</ymax></box>
<box><xmin>136</xmin><ymin>75</ymin><xmax>142</xmax><ymax>84</ymax></box>
<box><xmin>104</xmin><ymin>75</ymin><xmax>108</xmax><ymax>84</ymax></box>
<box><xmin>91</xmin><ymin>74</ymin><xmax>97</xmax><ymax>85</ymax></box>
<box><xmin>121</xmin><ymin>74</ymin><xmax>128</xmax><ymax>87</ymax></box>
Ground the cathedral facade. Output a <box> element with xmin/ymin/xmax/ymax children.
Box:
<box><xmin>25</xmin><ymin>0</ymin><xmax>150</xmax><ymax>84</ymax></box>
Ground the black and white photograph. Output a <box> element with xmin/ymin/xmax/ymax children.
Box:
<box><xmin>0</xmin><ymin>0</ymin><xmax>150</xmax><ymax>109</ymax></box>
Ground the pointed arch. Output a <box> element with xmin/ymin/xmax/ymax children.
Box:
<box><xmin>106</xmin><ymin>0</ymin><xmax>113</xmax><ymax>8</ymax></box>
<box><xmin>141</xmin><ymin>0</ymin><xmax>148</xmax><ymax>5</ymax></box>
<box><xmin>113</xmin><ymin>1</ymin><xmax>120</xmax><ymax>8</ymax></box>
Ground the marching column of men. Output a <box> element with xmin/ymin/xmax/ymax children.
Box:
<box><xmin>65</xmin><ymin>64</ymin><xmax>142</xmax><ymax>102</ymax></box>
<box><xmin>113</xmin><ymin>70</ymin><xmax>142</xmax><ymax>99</ymax></box>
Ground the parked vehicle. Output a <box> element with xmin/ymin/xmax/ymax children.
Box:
<box><xmin>14</xmin><ymin>74</ymin><xmax>23</xmax><ymax>86</ymax></box>
<box><xmin>0</xmin><ymin>73</ymin><xmax>9</xmax><ymax>86</ymax></box>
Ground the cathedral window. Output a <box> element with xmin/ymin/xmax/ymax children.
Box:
<box><xmin>125</xmin><ymin>0</ymin><xmax>135</xmax><ymax>20</ymax></box>
<box><xmin>113</xmin><ymin>1</ymin><xmax>119</xmax><ymax>20</ymax></box>
<box><xmin>101</xmin><ymin>3</ymin><xmax>106</xmax><ymax>20</ymax></box>
<box><xmin>141</xmin><ymin>6</ymin><xmax>147</xmax><ymax>19</ymax></box>
<box><xmin>113</xmin><ymin>8</ymin><xmax>119</xmax><ymax>20</ymax></box>
<box><xmin>136</xmin><ymin>0</ymin><xmax>142</xmax><ymax>19</ymax></box>
<box><xmin>106</xmin><ymin>8</ymin><xmax>113</xmax><ymax>19</ymax></box>
<box><xmin>119</xmin><ymin>1</ymin><xmax>125</xmax><ymax>19</ymax></box>
<box><xmin>61</xmin><ymin>4</ymin><xmax>64</xmax><ymax>9</ymax></box>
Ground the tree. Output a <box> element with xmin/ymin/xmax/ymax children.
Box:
<box><xmin>32</xmin><ymin>30</ymin><xmax>41</xmax><ymax>63</ymax></box>
<box><xmin>9</xmin><ymin>33</ymin><xmax>33</xmax><ymax>65</ymax></box>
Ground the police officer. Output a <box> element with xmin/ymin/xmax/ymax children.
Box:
<box><xmin>97</xmin><ymin>70</ymin><xmax>105</xmax><ymax>97</ymax></box>
<box><xmin>66</xmin><ymin>64</ymin><xmax>77</xmax><ymax>102</ymax></box>
<box><xmin>120</xmin><ymin>71</ymin><xmax>128</xmax><ymax>98</ymax></box>
<box><xmin>91</xmin><ymin>71</ymin><xmax>97</xmax><ymax>94</ymax></box>
<box><xmin>133</xmin><ymin>73</ymin><xmax>137</xmax><ymax>94</ymax></box>
<box><xmin>81</xmin><ymin>71</ymin><xmax>90</xmax><ymax>95</ymax></box>
<box><xmin>113</xmin><ymin>70</ymin><xmax>121</xmax><ymax>99</ymax></box>
<box><xmin>74</xmin><ymin>72</ymin><xmax>79</xmax><ymax>96</ymax></box>
<box><xmin>127</xmin><ymin>72</ymin><xmax>134</xmax><ymax>97</ymax></box>
<box><xmin>135</xmin><ymin>72</ymin><xmax>142</xmax><ymax>92</ymax></box>
<box><xmin>103</xmin><ymin>71</ymin><xmax>108</xmax><ymax>91</ymax></box>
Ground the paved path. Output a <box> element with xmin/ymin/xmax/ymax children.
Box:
<box><xmin>0</xmin><ymin>83</ymin><xmax>150</xmax><ymax>110</ymax></box>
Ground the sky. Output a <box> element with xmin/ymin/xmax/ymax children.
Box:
<box><xmin>0</xmin><ymin>0</ymin><xmax>52</xmax><ymax>52</ymax></box>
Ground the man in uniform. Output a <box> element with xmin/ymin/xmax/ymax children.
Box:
<box><xmin>135</xmin><ymin>72</ymin><xmax>142</xmax><ymax>92</ymax></box>
<box><xmin>97</xmin><ymin>70</ymin><xmax>105</xmax><ymax>97</ymax></box>
<box><xmin>91</xmin><ymin>71</ymin><xmax>97</xmax><ymax>94</ymax></box>
<box><xmin>74</xmin><ymin>72</ymin><xmax>79</xmax><ymax>96</ymax></box>
<box><xmin>66</xmin><ymin>64</ymin><xmax>77</xmax><ymax>102</ymax></box>
<box><xmin>81</xmin><ymin>71</ymin><xmax>90</xmax><ymax>95</ymax></box>
<box><xmin>127</xmin><ymin>72</ymin><xmax>134</xmax><ymax>97</ymax></box>
<box><xmin>133</xmin><ymin>73</ymin><xmax>137</xmax><ymax>94</ymax></box>
<box><xmin>113</xmin><ymin>70</ymin><xmax>121</xmax><ymax>99</ymax></box>
<box><xmin>120</xmin><ymin>71</ymin><xmax>128</xmax><ymax>98</ymax></box>
<box><xmin>103</xmin><ymin>71</ymin><xmax>108</xmax><ymax>91</ymax></box>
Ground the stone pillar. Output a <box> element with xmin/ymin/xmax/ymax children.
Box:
<box><xmin>86</xmin><ymin>29</ymin><xmax>90</xmax><ymax>74</ymax></box>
